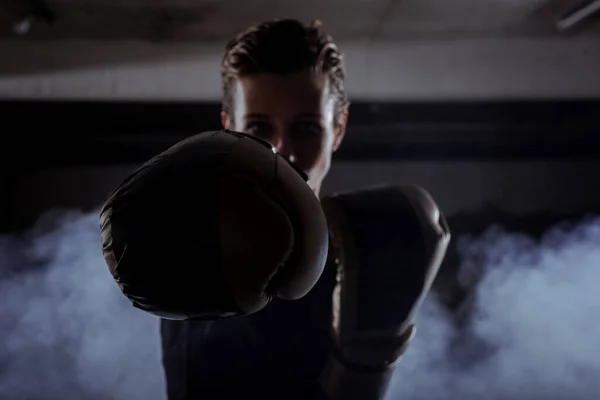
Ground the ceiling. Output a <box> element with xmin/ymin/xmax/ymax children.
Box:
<box><xmin>0</xmin><ymin>0</ymin><xmax>599</xmax><ymax>42</ymax></box>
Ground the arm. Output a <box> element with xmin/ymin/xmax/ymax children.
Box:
<box><xmin>319</xmin><ymin>326</ymin><xmax>415</xmax><ymax>400</ymax></box>
<box><xmin>317</xmin><ymin>185</ymin><xmax>451</xmax><ymax>400</ymax></box>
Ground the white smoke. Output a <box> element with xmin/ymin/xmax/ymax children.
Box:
<box><xmin>0</xmin><ymin>209</ymin><xmax>165</xmax><ymax>400</ymax></box>
<box><xmin>1</xmin><ymin>208</ymin><xmax>599</xmax><ymax>400</ymax></box>
<box><xmin>391</xmin><ymin>217</ymin><xmax>600</xmax><ymax>400</ymax></box>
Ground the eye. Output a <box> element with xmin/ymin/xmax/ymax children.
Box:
<box><xmin>292</xmin><ymin>121</ymin><xmax>323</xmax><ymax>137</ymax></box>
<box><xmin>245</xmin><ymin>121</ymin><xmax>273</xmax><ymax>140</ymax></box>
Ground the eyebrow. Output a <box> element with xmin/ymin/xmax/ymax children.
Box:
<box><xmin>244</xmin><ymin>113</ymin><xmax>322</xmax><ymax>120</ymax></box>
<box><xmin>295</xmin><ymin>113</ymin><xmax>321</xmax><ymax>119</ymax></box>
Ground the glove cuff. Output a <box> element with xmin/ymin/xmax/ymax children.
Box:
<box><xmin>319</xmin><ymin>352</ymin><xmax>396</xmax><ymax>400</ymax></box>
<box><xmin>319</xmin><ymin>325</ymin><xmax>416</xmax><ymax>399</ymax></box>
<box><xmin>333</xmin><ymin>324</ymin><xmax>416</xmax><ymax>369</ymax></box>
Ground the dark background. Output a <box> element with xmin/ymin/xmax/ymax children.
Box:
<box><xmin>3</xmin><ymin>99</ymin><xmax>600</xmax><ymax>305</ymax></box>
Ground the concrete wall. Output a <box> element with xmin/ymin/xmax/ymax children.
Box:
<box><xmin>1</xmin><ymin>37</ymin><xmax>600</xmax><ymax>101</ymax></box>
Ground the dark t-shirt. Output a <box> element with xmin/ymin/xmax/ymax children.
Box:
<box><xmin>160</xmin><ymin>264</ymin><xmax>337</xmax><ymax>400</ymax></box>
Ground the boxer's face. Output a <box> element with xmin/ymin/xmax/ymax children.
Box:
<box><xmin>222</xmin><ymin>69</ymin><xmax>347</xmax><ymax>195</ymax></box>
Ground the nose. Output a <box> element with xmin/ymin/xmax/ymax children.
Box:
<box><xmin>272</xmin><ymin>136</ymin><xmax>296</xmax><ymax>164</ymax></box>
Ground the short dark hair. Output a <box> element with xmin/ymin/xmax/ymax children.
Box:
<box><xmin>221</xmin><ymin>19</ymin><xmax>349</xmax><ymax>126</ymax></box>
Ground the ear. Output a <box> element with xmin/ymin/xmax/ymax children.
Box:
<box><xmin>221</xmin><ymin>111</ymin><xmax>231</xmax><ymax>130</ymax></box>
<box><xmin>332</xmin><ymin>106</ymin><xmax>349</xmax><ymax>152</ymax></box>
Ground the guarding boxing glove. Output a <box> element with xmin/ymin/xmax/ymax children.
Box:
<box><xmin>100</xmin><ymin>130</ymin><xmax>329</xmax><ymax>320</ymax></box>
<box><xmin>318</xmin><ymin>185</ymin><xmax>451</xmax><ymax>400</ymax></box>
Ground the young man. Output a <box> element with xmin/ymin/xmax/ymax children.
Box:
<box><xmin>159</xmin><ymin>19</ymin><xmax>448</xmax><ymax>400</ymax></box>
<box><xmin>160</xmin><ymin>19</ymin><xmax>349</xmax><ymax>399</ymax></box>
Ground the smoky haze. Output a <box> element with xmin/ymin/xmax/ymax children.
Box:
<box><xmin>0</xmin><ymin>208</ymin><xmax>599</xmax><ymax>400</ymax></box>
<box><xmin>391</xmin><ymin>218</ymin><xmax>600</xmax><ymax>400</ymax></box>
<box><xmin>0</xmin><ymin>209</ymin><xmax>165</xmax><ymax>400</ymax></box>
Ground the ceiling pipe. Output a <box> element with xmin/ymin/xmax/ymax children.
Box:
<box><xmin>556</xmin><ymin>0</ymin><xmax>600</xmax><ymax>31</ymax></box>
<box><xmin>12</xmin><ymin>0</ymin><xmax>56</xmax><ymax>35</ymax></box>
<box><xmin>12</xmin><ymin>16</ymin><xmax>33</xmax><ymax>35</ymax></box>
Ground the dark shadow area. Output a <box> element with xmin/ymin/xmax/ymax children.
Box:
<box><xmin>2</xmin><ymin>99</ymin><xmax>600</xmax><ymax>170</ymax></box>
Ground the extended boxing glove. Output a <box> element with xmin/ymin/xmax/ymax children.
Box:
<box><xmin>318</xmin><ymin>185</ymin><xmax>451</xmax><ymax>400</ymax></box>
<box><xmin>100</xmin><ymin>130</ymin><xmax>329</xmax><ymax>320</ymax></box>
